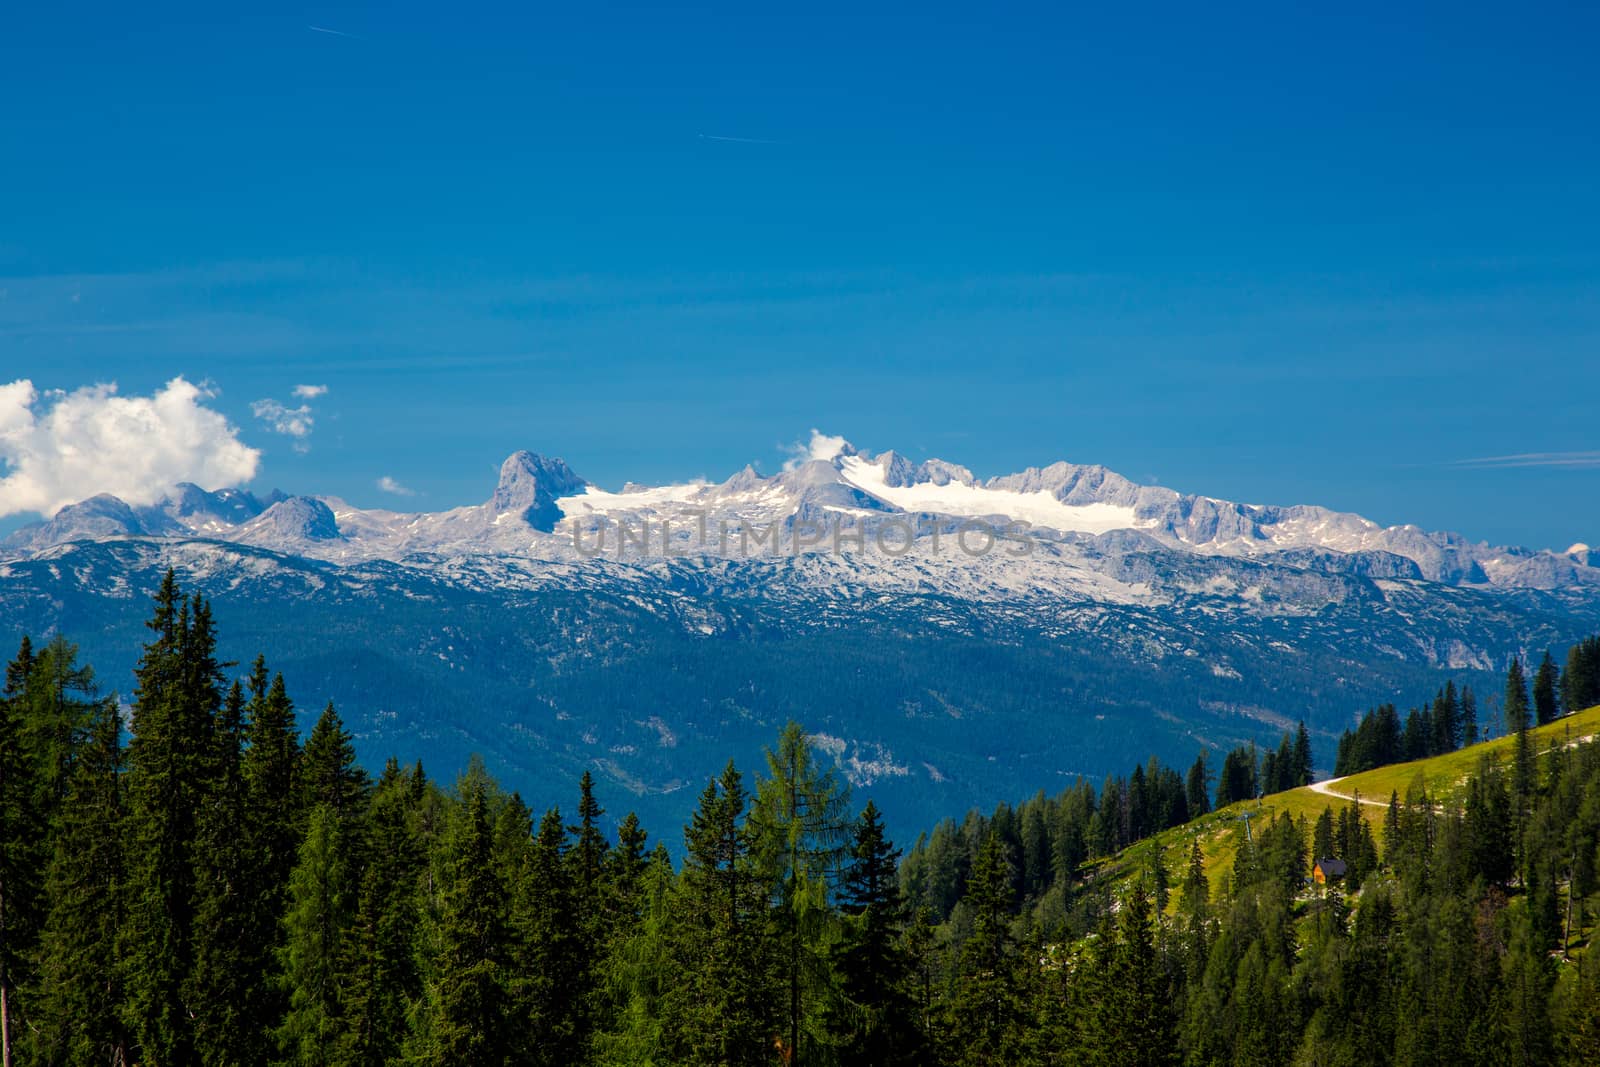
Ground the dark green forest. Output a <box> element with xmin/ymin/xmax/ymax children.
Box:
<box><xmin>4</xmin><ymin>573</ymin><xmax>1600</xmax><ymax>1065</ymax></box>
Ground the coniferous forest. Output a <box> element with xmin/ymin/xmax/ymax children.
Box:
<box><xmin>7</xmin><ymin>573</ymin><xmax>1600</xmax><ymax>1065</ymax></box>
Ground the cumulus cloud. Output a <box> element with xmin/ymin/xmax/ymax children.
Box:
<box><xmin>293</xmin><ymin>384</ymin><xmax>328</xmax><ymax>399</ymax></box>
<box><xmin>782</xmin><ymin>429</ymin><xmax>851</xmax><ymax>471</ymax></box>
<box><xmin>0</xmin><ymin>377</ymin><xmax>260</xmax><ymax>518</ymax></box>
<box><xmin>376</xmin><ymin>475</ymin><xmax>417</xmax><ymax>497</ymax></box>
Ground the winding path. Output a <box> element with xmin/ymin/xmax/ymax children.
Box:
<box><xmin>1307</xmin><ymin>776</ymin><xmax>1391</xmax><ymax>809</ymax></box>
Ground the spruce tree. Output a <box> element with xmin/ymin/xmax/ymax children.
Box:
<box><xmin>189</xmin><ymin>680</ymin><xmax>263</xmax><ymax>1065</ymax></box>
<box><xmin>826</xmin><ymin>801</ymin><xmax>924</xmax><ymax>1066</ymax></box>
<box><xmin>300</xmin><ymin>702</ymin><xmax>369</xmax><ymax>819</ymax></box>
<box><xmin>604</xmin><ymin>811</ymin><xmax>650</xmax><ymax>935</ymax></box>
<box><xmin>1097</xmin><ymin>882</ymin><xmax>1178</xmax><ymax>1066</ymax></box>
<box><xmin>29</xmin><ymin>694</ymin><xmax>130</xmax><ymax>1067</ymax></box>
<box><xmin>339</xmin><ymin>760</ymin><xmax>423</xmax><ymax>1067</ymax></box>
<box><xmin>1505</xmin><ymin>656</ymin><xmax>1531</xmax><ymax>735</ymax></box>
<box><xmin>275</xmin><ymin>804</ymin><xmax>354</xmax><ymax>1065</ymax></box>
<box><xmin>413</xmin><ymin>776</ymin><xmax>510</xmax><ymax>1066</ymax></box>
<box><xmin>1532</xmin><ymin>651</ymin><xmax>1560</xmax><ymax>725</ymax></box>
<box><xmin>506</xmin><ymin>805</ymin><xmax>583</xmax><ymax>1067</ymax></box>
<box><xmin>1291</xmin><ymin>721</ymin><xmax>1314</xmax><ymax>787</ymax></box>
<box><xmin>669</xmin><ymin>762</ymin><xmax>775</xmax><ymax>1067</ymax></box>
<box><xmin>123</xmin><ymin>578</ymin><xmax>222</xmax><ymax>1064</ymax></box>
<box><xmin>1185</xmin><ymin>751</ymin><xmax>1211</xmax><ymax>817</ymax></box>
<box><xmin>0</xmin><ymin>637</ymin><xmax>39</xmax><ymax>1067</ymax></box>
<box><xmin>1461</xmin><ymin>685</ymin><xmax>1479</xmax><ymax>744</ymax></box>
<box><xmin>750</xmin><ymin>723</ymin><xmax>851</xmax><ymax>1066</ymax></box>
<box><xmin>950</xmin><ymin>833</ymin><xmax>1021</xmax><ymax>1066</ymax></box>
<box><xmin>240</xmin><ymin>663</ymin><xmax>303</xmax><ymax>1041</ymax></box>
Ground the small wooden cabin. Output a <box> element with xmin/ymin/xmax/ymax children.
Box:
<box><xmin>1313</xmin><ymin>858</ymin><xmax>1347</xmax><ymax>885</ymax></box>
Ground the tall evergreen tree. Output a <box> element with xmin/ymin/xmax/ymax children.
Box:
<box><xmin>1185</xmin><ymin>751</ymin><xmax>1211</xmax><ymax>818</ymax></box>
<box><xmin>275</xmin><ymin>804</ymin><xmax>355</xmax><ymax>1065</ymax></box>
<box><xmin>1532</xmin><ymin>650</ymin><xmax>1560</xmax><ymax>726</ymax></box>
<box><xmin>412</xmin><ymin>776</ymin><xmax>510</xmax><ymax>1066</ymax></box>
<box><xmin>300</xmin><ymin>702</ymin><xmax>369</xmax><ymax>818</ymax></box>
<box><xmin>189</xmin><ymin>680</ymin><xmax>263</xmax><ymax>1066</ymax></box>
<box><xmin>1505</xmin><ymin>656</ymin><xmax>1531</xmax><ymax>735</ymax></box>
<box><xmin>240</xmin><ymin>662</ymin><xmax>303</xmax><ymax>1041</ymax></box>
<box><xmin>950</xmin><ymin>833</ymin><xmax>1021</xmax><ymax>1066</ymax></box>
<box><xmin>1095</xmin><ymin>882</ymin><xmax>1178</xmax><ymax>1066</ymax></box>
<box><xmin>339</xmin><ymin>760</ymin><xmax>424</xmax><ymax>1067</ymax></box>
<box><xmin>1291</xmin><ymin>721</ymin><xmax>1314</xmax><ymax>787</ymax></box>
<box><xmin>29</xmin><ymin>694</ymin><xmax>130</xmax><ymax>1067</ymax></box>
<box><xmin>751</xmin><ymin>723</ymin><xmax>852</xmax><ymax>1066</ymax></box>
<box><xmin>826</xmin><ymin>801</ymin><xmax>924</xmax><ymax>1066</ymax></box>
<box><xmin>122</xmin><ymin>578</ymin><xmax>224</xmax><ymax>1065</ymax></box>
<box><xmin>0</xmin><ymin>637</ymin><xmax>38</xmax><ymax>1067</ymax></box>
<box><xmin>1461</xmin><ymin>685</ymin><xmax>1479</xmax><ymax>744</ymax></box>
<box><xmin>668</xmin><ymin>762</ymin><xmax>775</xmax><ymax>1067</ymax></box>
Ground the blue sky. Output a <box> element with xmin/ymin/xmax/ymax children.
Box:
<box><xmin>2</xmin><ymin>1</ymin><xmax>1597</xmax><ymax>548</ymax></box>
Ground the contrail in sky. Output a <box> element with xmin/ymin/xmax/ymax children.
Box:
<box><xmin>308</xmin><ymin>25</ymin><xmax>362</xmax><ymax>40</ymax></box>
<box><xmin>698</xmin><ymin>133</ymin><xmax>784</xmax><ymax>145</ymax></box>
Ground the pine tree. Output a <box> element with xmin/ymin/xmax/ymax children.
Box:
<box><xmin>1291</xmin><ymin>721</ymin><xmax>1314</xmax><ymax>787</ymax></box>
<box><xmin>1433</xmin><ymin>681</ymin><xmax>1460</xmax><ymax>754</ymax></box>
<box><xmin>189</xmin><ymin>680</ymin><xmax>264</xmax><ymax>1065</ymax></box>
<box><xmin>751</xmin><ymin>723</ymin><xmax>852</xmax><ymax>1066</ymax></box>
<box><xmin>1313</xmin><ymin>805</ymin><xmax>1336</xmax><ymax>863</ymax></box>
<box><xmin>300</xmin><ymin>702</ymin><xmax>369</xmax><ymax>819</ymax></box>
<box><xmin>1505</xmin><ymin>656</ymin><xmax>1531</xmax><ymax>735</ymax></box>
<box><xmin>592</xmin><ymin>844</ymin><xmax>676</xmax><ymax>1064</ymax></box>
<box><xmin>826</xmin><ymin>801</ymin><xmax>924</xmax><ymax>1066</ymax></box>
<box><xmin>1563</xmin><ymin>637</ymin><xmax>1600</xmax><ymax>713</ymax></box>
<box><xmin>508</xmin><ymin>805</ymin><xmax>583</xmax><ymax>1067</ymax></box>
<box><xmin>1096</xmin><ymin>882</ymin><xmax>1177</xmax><ymax>1066</ymax></box>
<box><xmin>29</xmin><ymin>694</ymin><xmax>130</xmax><ymax>1066</ymax></box>
<box><xmin>1462</xmin><ymin>685</ymin><xmax>1479</xmax><ymax>744</ymax></box>
<box><xmin>0</xmin><ymin>636</ymin><xmax>39</xmax><ymax>1067</ymax></box>
<box><xmin>1185</xmin><ymin>751</ymin><xmax>1211</xmax><ymax>818</ymax></box>
<box><xmin>1532</xmin><ymin>651</ymin><xmax>1560</xmax><ymax>725</ymax></box>
<box><xmin>604</xmin><ymin>811</ymin><xmax>650</xmax><ymax>935</ymax></box>
<box><xmin>413</xmin><ymin>776</ymin><xmax>510</xmax><ymax>1066</ymax></box>
<box><xmin>240</xmin><ymin>662</ymin><xmax>303</xmax><ymax>1041</ymax></box>
<box><xmin>565</xmin><ymin>770</ymin><xmax>609</xmax><ymax>1046</ymax></box>
<box><xmin>668</xmin><ymin>762</ymin><xmax>775</xmax><ymax>1067</ymax></box>
<box><xmin>1177</xmin><ymin>837</ymin><xmax>1211</xmax><ymax>981</ymax></box>
<box><xmin>950</xmin><ymin>833</ymin><xmax>1021</xmax><ymax>1066</ymax></box>
<box><xmin>122</xmin><ymin>578</ymin><xmax>223</xmax><ymax>1064</ymax></box>
<box><xmin>339</xmin><ymin>760</ymin><xmax>423</xmax><ymax>1067</ymax></box>
<box><xmin>275</xmin><ymin>804</ymin><xmax>354</xmax><ymax>1065</ymax></box>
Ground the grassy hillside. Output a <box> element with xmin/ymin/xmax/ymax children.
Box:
<box><xmin>1106</xmin><ymin>702</ymin><xmax>1600</xmax><ymax>905</ymax></box>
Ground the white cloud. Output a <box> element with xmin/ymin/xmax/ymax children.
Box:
<box><xmin>782</xmin><ymin>428</ymin><xmax>851</xmax><ymax>470</ymax></box>
<box><xmin>293</xmin><ymin>384</ymin><xmax>328</xmax><ymax>399</ymax></box>
<box><xmin>376</xmin><ymin>475</ymin><xmax>417</xmax><ymax>497</ymax></box>
<box><xmin>0</xmin><ymin>377</ymin><xmax>260</xmax><ymax>518</ymax></box>
<box><xmin>251</xmin><ymin>398</ymin><xmax>316</xmax><ymax>453</ymax></box>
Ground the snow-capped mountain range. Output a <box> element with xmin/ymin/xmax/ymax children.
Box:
<box><xmin>7</xmin><ymin>439</ymin><xmax>1597</xmax><ymax>595</ymax></box>
<box><xmin>3</xmin><ymin>438</ymin><xmax>1596</xmax><ymax>840</ymax></box>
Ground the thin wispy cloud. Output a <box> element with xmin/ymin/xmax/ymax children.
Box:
<box><xmin>1454</xmin><ymin>451</ymin><xmax>1600</xmax><ymax>470</ymax></box>
<box><xmin>376</xmin><ymin>475</ymin><xmax>418</xmax><ymax>497</ymax></box>
<box><xmin>251</xmin><ymin>399</ymin><xmax>315</xmax><ymax>452</ymax></box>
<box><xmin>307</xmin><ymin>25</ymin><xmax>362</xmax><ymax>40</ymax></box>
<box><xmin>698</xmin><ymin>133</ymin><xmax>784</xmax><ymax>145</ymax></box>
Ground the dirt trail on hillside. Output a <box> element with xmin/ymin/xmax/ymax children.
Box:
<box><xmin>1307</xmin><ymin>777</ymin><xmax>1391</xmax><ymax>808</ymax></box>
